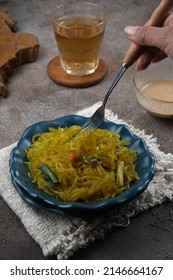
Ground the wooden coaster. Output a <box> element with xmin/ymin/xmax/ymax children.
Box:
<box><xmin>47</xmin><ymin>56</ymin><xmax>108</xmax><ymax>88</ymax></box>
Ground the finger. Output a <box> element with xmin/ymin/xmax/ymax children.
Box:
<box><xmin>152</xmin><ymin>51</ymin><xmax>167</xmax><ymax>63</ymax></box>
<box><xmin>124</xmin><ymin>25</ymin><xmax>165</xmax><ymax>49</ymax></box>
<box><xmin>136</xmin><ymin>47</ymin><xmax>162</xmax><ymax>70</ymax></box>
<box><xmin>136</xmin><ymin>51</ymin><xmax>153</xmax><ymax>70</ymax></box>
<box><xmin>124</xmin><ymin>25</ymin><xmax>173</xmax><ymax>59</ymax></box>
<box><xmin>163</xmin><ymin>12</ymin><xmax>173</xmax><ymax>26</ymax></box>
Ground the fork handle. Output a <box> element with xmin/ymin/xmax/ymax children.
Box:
<box><xmin>123</xmin><ymin>0</ymin><xmax>173</xmax><ymax>67</ymax></box>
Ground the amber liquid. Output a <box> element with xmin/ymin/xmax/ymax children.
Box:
<box><xmin>53</xmin><ymin>15</ymin><xmax>105</xmax><ymax>75</ymax></box>
<box><xmin>142</xmin><ymin>81</ymin><xmax>173</xmax><ymax>102</ymax></box>
<box><xmin>140</xmin><ymin>80</ymin><xmax>173</xmax><ymax>117</ymax></box>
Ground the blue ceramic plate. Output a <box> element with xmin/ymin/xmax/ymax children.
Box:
<box><xmin>10</xmin><ymin>115</ymin><xmax>154</xmax><ymax>218</ymax></box>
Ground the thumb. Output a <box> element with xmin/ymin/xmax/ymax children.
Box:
<box><xmin>124</xmin><ymin>25</ymin><xmax>166</xmax><ymax>51</ymax></box>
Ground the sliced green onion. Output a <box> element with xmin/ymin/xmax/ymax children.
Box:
<box><xmin>84</xmin><ymin>157</ymin><xmax>102</xmax><ymax>164</ymax></box>
<box><xmin>117</xmin><ymin>161</ymin><xmax>124</xmax><ymax>186</ymax></box>
<box><xmin>63</xmin><ymin>135</ymin><xmax>75</xmax><ymax>144</ymax></box>
<box><xmin>40</xmin><ymin>163</ymin><xmax>59</xmax><ymax>187</ymax></box>
<box><xmin>115</xmin><ymin>146</ymin><xmax>120</xmax><ymax>152</ymax></box>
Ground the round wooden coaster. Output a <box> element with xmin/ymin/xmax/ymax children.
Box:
<box><xmin>47</xmin><ymin>56</ymin><xmax>108</xmax><ymax>88</ymax></box>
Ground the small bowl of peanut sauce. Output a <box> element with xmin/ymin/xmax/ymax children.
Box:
<box><xmin>134</xmin><ymin>58</ymin><xmax>173</xmax><ymax>118</ymax></box>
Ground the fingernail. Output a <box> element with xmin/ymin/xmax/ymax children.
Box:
<box><xmin>124</xmin><ymin>26</ymin><xmax>138</xmax><ymax>36</ymax></box>
<box><xmin>135</xmin><ymin>63</ymin><xmax>140</xmax><ymax>71</ymax></box>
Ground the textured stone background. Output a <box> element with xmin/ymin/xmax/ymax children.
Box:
<box><xmin>0</xmin><ymin>0</ymin><xmax>173</xmax><ymax>259</ymax></box>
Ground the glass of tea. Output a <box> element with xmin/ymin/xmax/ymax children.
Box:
<box><xmin>51</xmin><ymin>2</ymin><xmax>107</xmax><ymax>76</ymax></box>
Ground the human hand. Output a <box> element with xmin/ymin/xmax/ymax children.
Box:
<box><xmin>124</xmin><ymin>13</ymin><xmax>173</xmax><ymax>70</ymax></box>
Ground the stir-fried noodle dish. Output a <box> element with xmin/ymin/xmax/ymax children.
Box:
<box><xmin>26</xmin><ymin>125</ymin><xmax>139</xmax><ymax>202</ymax></box>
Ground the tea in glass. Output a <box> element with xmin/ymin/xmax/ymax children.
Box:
<box><xmin>51</xmin><ymin>2</ymin><xmax>107</xmax><ymax>76</ymax></box>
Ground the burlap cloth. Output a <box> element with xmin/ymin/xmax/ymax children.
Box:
<box><xmin>0</xmin><ymin>102</ymin><xmax>173</xmax><ymax>259</ymax></box>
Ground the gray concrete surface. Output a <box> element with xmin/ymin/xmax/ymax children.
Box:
<box><xmin>0</xmin><ymin>0</ymin><xmax>173</xmax><ymax>260</ymax></box>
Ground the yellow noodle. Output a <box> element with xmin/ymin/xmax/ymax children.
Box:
<box><xmin>26</xmin><ymin>125</ymin><xmax>139</xmax><ymax>202</ymax></box>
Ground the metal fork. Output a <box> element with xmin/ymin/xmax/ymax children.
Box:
<box><xmin>80</xmin><ymin>0</ymin><xmax>173</xmax><ymax>133</ymax></box>
<box><xmin>81</xmin><ymin>63</ymin><xmax>128</xmax><ymax>132</ymax></box>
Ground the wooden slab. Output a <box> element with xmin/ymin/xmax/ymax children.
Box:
<box><xmin>47</xmin><ymin>56</ymin><xmax>108</xmax><ymax>88</ymax></box>
<box><xmin>0</xmin><ymin>10</ymin><xmax>39</xmax><ymax>97</ymax></box>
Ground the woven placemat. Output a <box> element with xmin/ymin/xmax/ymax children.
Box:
<box><xmin>0</xmin><ymin>102</ymin><xmax>173</xmax><ymax>259</ymax></box>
